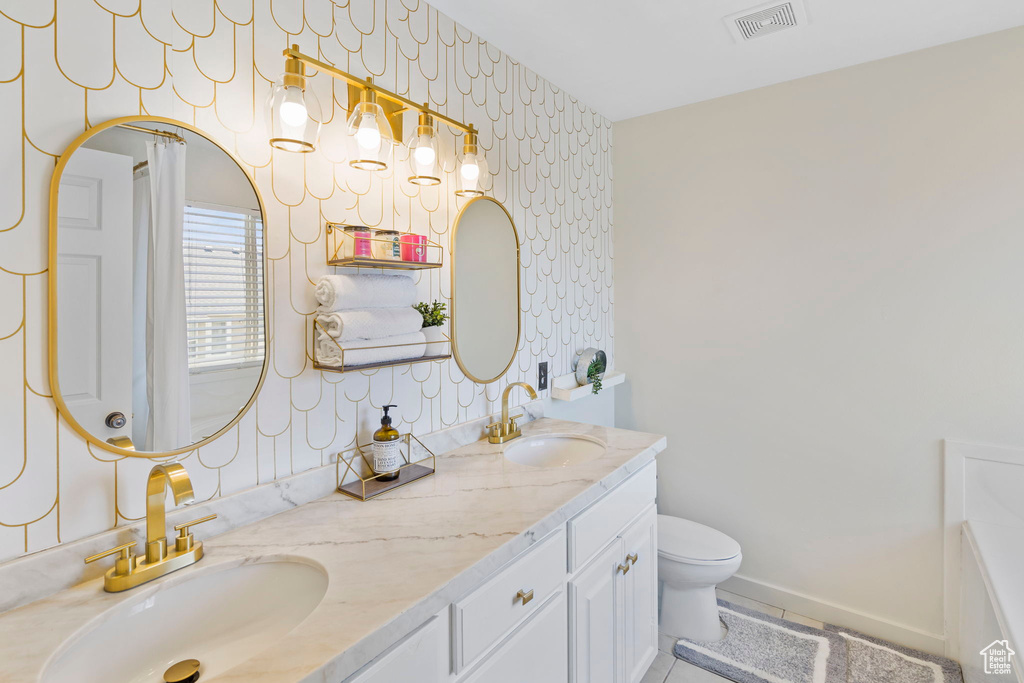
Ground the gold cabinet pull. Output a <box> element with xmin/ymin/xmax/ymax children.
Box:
<box><xmin>627</xmin><ymin>553</ymin><xmax>638</xmax><ymax>565</ymax></box>
<box><xmin>515</xmin><ymin>588</ymin><xmax>534</xmax><ymax>605</ymax></box>
<box><xmin>618</xmin><ymin>562</ymin><xmax>631</xmax><ymax>574</ymax></box>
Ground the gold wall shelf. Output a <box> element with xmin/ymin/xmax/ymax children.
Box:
<box><xmin>336</xmin><ymin>433</ymin><xmax>436</xmax><ymax>501</ymax></box>
<box><xmin>328</xmin><ymin>256</ymin><xmax>442</xmax><ymax>270</ymax></box>
<box><xmin>313</xmin><ymin>319</ymin><xmax>451</xmax><ymax>374</ymax></box>
<box><xmin>325</xmin><ymin>222</ymin><xmax>443</xmax><ymax>270</ymax></box>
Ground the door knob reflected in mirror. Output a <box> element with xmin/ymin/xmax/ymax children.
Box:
<box><xmin>105</xmin><ymin>412</ymin><xmax>127</xmax><ymax>429</ymax></box>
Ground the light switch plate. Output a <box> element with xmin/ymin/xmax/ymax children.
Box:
<box><xmin>538</xmin><ymin>362</ymin><xmax>549</xmax><ymax>391</ymax></box>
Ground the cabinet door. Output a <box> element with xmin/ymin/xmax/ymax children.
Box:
<box><xmin>569</xmin><ymin>539</ymin><xmax>624</xmax><ymax>683</ymax></box>
<box><xmin>345</xmin><ymin>611</ymin><xmax>450</xmax><ymax>683</ymax></box>
<box><xmin>620</xmin><ymin>505</ymin><xmax>658</xmax><ymax>683</ymax></box>
<box><xmin>461</xmin><ymin>590</ymin><xmax>568</xmax><ymax>683</ymax></box>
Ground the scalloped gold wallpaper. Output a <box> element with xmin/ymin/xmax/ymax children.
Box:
<box><xmin>0</xmin><ymin>0</ymin><xmax>613</xmax><ymax>563</ymax></box>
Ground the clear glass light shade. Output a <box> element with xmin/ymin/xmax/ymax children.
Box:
<box><xmin>456</xmin><ymin>134</ymin><xmax>489</xmax><ymax>197</ymax></box>
<box><xmin>405</xmin><ymin>114</ymin><xmax>442</xmax><ymax>186</ymax></box>
<box><xmin>266</xmin><ymin>77</ymin><xmax>322</xmax><ymax>153</ymax></box>
<box><xmin>346</xmin><ymin>94</ymin><xmax>394</xmax><ymax>171</ymax></box>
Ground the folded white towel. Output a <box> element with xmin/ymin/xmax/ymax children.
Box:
<box><xmin>316</xmin><ymin>307</ymin><xmax>423</xmax><ymax>342</ymax></box>
<box><xmin>316</xmin><ymin>331</ymin><xmax>427</xmax><ymax>368</ymax></box>
<box><xmin>315</xmin><ymin>273</ymin><xmax>417</xmax><ymax>312</ymax></box>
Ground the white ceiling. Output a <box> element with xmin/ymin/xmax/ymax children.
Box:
<box><xmin>427</xmin><ymin>0</ymin><xmax>1024</xmax><ymax>121</ymax></box>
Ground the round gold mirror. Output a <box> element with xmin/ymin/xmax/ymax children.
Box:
<box><xmin>48</xmin><ymin>116</ymin><xmax>269</xmax><ymax>457</ymax></box>
<box><xmin>451</xmin><ymin>197</ymin><xmax>521</xmax><ymax>383</ymax></box>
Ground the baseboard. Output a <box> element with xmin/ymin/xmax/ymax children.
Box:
<box><xmin>720</xmin><ymin>573</ymin><xmax>947</xmax><ymax>657</ymax></box>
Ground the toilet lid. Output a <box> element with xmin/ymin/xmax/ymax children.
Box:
<box><xmin>658</xmin><ymin>515</ymin><xmax>741</xmax><ymax>563</ymax></box>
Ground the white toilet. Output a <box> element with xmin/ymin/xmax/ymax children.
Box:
<box><xmin>657</xmin><ymin>514</ymin><xmax>742</xmax><ymax>641</ymax></box>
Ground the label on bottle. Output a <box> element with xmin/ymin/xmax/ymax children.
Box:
<box><xmin>373</xmin><ymin>439</ymin><xmax>402</xmax><ymax>475</ymax></box>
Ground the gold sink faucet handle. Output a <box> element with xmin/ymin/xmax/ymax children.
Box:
<box><xmin>486</xmin><ymin>420</ymin><xmax>505</xmax><ymax>440</ymax></box>
<box><xmin>85</xmin><ymin>541</ymin><xmax>137</xmax><ymax>577</ymax></box>
<box><xmin>507</xmin><ymin>412</ymin><xmax>524</xmax><ymax>433</ymax></box>
<box><xmin>174</xmin><ymin>514</ymin><xmax>217</xmax><ymax>553</ymax></box>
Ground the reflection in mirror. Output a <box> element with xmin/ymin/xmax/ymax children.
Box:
<box><xmin>451</xmin><ymin>197</ymin><xmax>520</xmax><ymax>383</ymax></box>
<box><xmin>51</xmin><ymin>119</ymin><xmax>267</xmax><ymax>456</ymax></box>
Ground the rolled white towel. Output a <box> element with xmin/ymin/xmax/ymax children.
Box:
<box><xmin>316</xmin><ymin>307</ymin><xmax>423</xmax><ymax>342</ymax></box>
<box><xmin>316</xmin><ymin>331</ymin><xmax>427</xmax><ymax>368</ymax></box>
<box><xmin>315</xmin><ymin>273</ymin><xmax>416</xmax><ymax>311</ymax></box>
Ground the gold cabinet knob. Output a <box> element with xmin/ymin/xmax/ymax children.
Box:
<box><xmin>515</xmin><ymin>588</ymin><xmax>534</xmax><ymax>605</ymax></box>
<box><xmin>85</xmin><ymin>541</ymin><xmax>137</xmax><ymax>577</ymax></box>
<box><xmin>173</xmin><ymin>514</ymin><xmax>217</xmax><ymax>553</ymax></box>
<box><xmin>618</xmin><ymin>562</ymin><xmax>631</xmax><ymax>574</ymax></box>
<box><xmin>627</xmin><ymin>553</ymin><xmax>638</xmax><ymax>565</ymax></box>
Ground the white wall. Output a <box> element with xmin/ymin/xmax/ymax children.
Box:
<box><xmin>614</xmin><ymin>26</ymin><xmax>1024</xmax><ymax>649</ymax></box>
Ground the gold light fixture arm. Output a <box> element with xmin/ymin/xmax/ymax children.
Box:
<box><xmin>283</xmin><ymin>47</ymin><xmax>476</xmax><ymax>135</ymax></box>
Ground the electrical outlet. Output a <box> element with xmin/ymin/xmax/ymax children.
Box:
<box><xmin>538</xmin><ymin>362</ymin><xmax>549</xmax><ymax>391</ymax></box>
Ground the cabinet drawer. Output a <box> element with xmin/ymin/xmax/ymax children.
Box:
<box><xmin>453</xmin><ymin>528</ymin><xmax>566</xmax><ymax>671</ymax></box>
<box><xmin>461</xmin><ymin>590</ymin><xmax>568</xmax><ymax>683</ymax></box>
<box><xmin>568</xmin><ymin>462</ymin><xmax>656</xmax><ymax>572</ymax></box>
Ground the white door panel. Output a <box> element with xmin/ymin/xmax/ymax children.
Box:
<box><xmin>57</xmin><ymin>147</ymin><xmax>134</xmax><ymax>441</ymax></box>
<box><xmin>570</xmin><ymin>539</ymin><xmax>623</xmax><ymax>683</ymax></box>
<box><xmin>621</xmin><ymin>505</ymin><xmax>659</xmax><ymax>683</ymax></box>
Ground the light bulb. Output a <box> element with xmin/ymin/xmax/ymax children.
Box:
<box><xmin>413</xmin><ymin>139</ymin><xmax>436</xmax><ymax>168</ymax></box>
<box><xmin>279</xmin><ymin>86</ymin><xmax>308</xmax><ymax>127</ymax></box>
<box><xmin>355</xmin><ymin>113</ymin><xmax>381</xmax><ymax>151</ymax></box>
<box><xmin>460</xmin><ymin>160</ymin><xmax>480</xmax><ymax>181</ymax></box>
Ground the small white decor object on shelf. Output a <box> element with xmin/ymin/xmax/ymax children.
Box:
<box><xmin>550</xmin><ymin>371</ymin><xmax>626</xmax><ymax>402</ymax></box>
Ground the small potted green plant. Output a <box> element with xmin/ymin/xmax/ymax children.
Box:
<box><xmin>575</xmin><ymin>348</ymin><xmax>608</xmax><ymax>395</ymax></box>
<box><xmin>414</xmin><ymin>301</ymin><xmax>448</xmax><ymax>345</ymax></box>
<box><xmin>587</xmin><ymin>355</ymin><xmax>606</xmax><ymax>394</ymax></box>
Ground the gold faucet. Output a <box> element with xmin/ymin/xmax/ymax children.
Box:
<box><xmin>487</xmin><ymin>382</ymin><xmax>538</xmax><ymax>444</ymax></box>
<box><xmin>85</xmin><ymin>463</ymin><xmax>216</xmax><ymax>592</ymax></box>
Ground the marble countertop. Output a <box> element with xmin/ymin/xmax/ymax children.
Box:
<box><xmin>0</xmin><ymin>418</ymin><xmax>665</xmax><ymax>683</ymax></box>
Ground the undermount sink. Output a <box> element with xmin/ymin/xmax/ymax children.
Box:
<box><xmin>42</xmin><ymin>558</ymin><xmax>328</xmax><ymax>683</ymax></box>
<box><xmin>503</xmin><ymin>433</ymin><xmax>606</xmax><ymax>467</ymax></box>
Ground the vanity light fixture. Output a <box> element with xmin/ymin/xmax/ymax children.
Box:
<box><xmin>455</xmin><ymin>131</ymin><xmax>489</xmax><ymax>197</ymax></box>
<box><xmin>271</xmin><ymin>46</ymin><xmax>485</xmax><ymax>193</ymax></box>
<box><xmin>266</xmin><ymin>49</ymin><xmax>322</xmax><ymax>153</ymax></box>
<box><xmin>346</xmin><ymin>85</ymin><xmax>394</xmax><ymax>171</ymax></box>
<box><xmin>406</xmin><ymin>111</ymin><xmax>442</xmax><ymax>186</ymax></box>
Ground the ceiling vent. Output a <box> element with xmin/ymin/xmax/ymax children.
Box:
<box><xmin>725</xmin><ymin>0</ymin><xmax>807</xmax><ymax>42</ymax></box>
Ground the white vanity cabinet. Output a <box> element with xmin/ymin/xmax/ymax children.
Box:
<box><xmin>619</xmin><ymin>505</ymin><xmax>659</xmax><ymax>683</ymax></box>
<box><xmin>569</xmin><ymin>505</ymin><xmax>658</xmax><ymax>683</ymax></box>
<box><xmin>344</xmin><ymin>461</ymin><xmax>657</xmax><ymax>683</ymax></box>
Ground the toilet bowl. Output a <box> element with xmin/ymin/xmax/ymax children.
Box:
<box><xmin>657</xmin><ymin>514</ymin><xmax>742</xmax><ymax>642</ymax></box>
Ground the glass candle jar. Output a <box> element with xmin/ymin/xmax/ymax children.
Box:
<box><xmin>374</xmin><ymin>230</ymin><xmax>401</xmax><ymax>260</ymax></box>
<box><xmin>399</xmin><ymin>234</ymin><xmax>427</xmax><ymax>262</ymax></box>
<box><xmin>343</xmin><ymin>225</ymin><xmax>374</xmax><ymax>259</ymax></box>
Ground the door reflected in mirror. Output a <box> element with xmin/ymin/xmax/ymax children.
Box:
<box><xmin>451</xmin><ymin>197</ymin><xmax>520</xmax><ymax>383</ymax></box>
<box><xmin>50</xmin><ymin>118</ymin><xmax>267</xmax><ymax>456</ymax></box>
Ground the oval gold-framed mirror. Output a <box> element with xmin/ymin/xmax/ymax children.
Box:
<box><xmin>450</xmin><ymin>196</ymin><xmax>521</xmax><ymax>384</ymax></box>
<box><xmin>48</xmin><ymin>116</ymin><xmax>270</xmax><ymax>458</ymax></box>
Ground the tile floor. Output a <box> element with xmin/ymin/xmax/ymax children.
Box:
<box><xmin>641</xmin><ymin>589</ymin><xmax>825</xmax><ymax>683</ymax></box>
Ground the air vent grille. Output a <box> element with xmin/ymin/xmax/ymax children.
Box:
<box><xmin>726</xmin><ymin>1</ymin><xmax>806</xmax><ymax>42</ymax></box>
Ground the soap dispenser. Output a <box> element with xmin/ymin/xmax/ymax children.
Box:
<box><xmin>372</xmin><ymin>404</ymin><xmax>401</xmax><ymax>481</ymax></box>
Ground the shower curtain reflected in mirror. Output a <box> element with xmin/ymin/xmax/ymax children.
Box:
<box><xmin>131</xmin><ymin>140</ymin><xmax>191</xmax><ymax>452</ymax></box>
